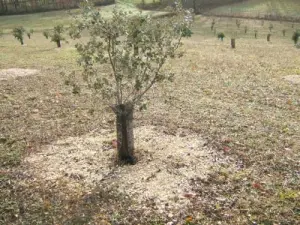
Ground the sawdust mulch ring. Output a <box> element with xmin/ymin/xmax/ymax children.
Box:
<box><xmin>283</xmin><ymin>75</ymin><xmax>300</xmax><ymax>84</ymax></box>
<box><xmin>24</xmin><ymin>125</ymin><xmax>229</xmax><ymax>216</ymax></box>
<box><xmin>0</xmin><ymin>68</ymin><xmax>39</xmax><ymax>81</ymax></box>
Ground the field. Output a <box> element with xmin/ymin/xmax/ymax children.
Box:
<box><xmin>208</xmin><ymin>0</ymin><xmax>300</xmax><ymax>20</ymax></box>
<box><xmin>0</xmin><ymin>1</ymin><xmax>168</xmax><ymax>33</ymax></box>
<box><xmin>1</xmin><ymin>2</ymin><xmax>300</xmax><ymax>225</ymax></box>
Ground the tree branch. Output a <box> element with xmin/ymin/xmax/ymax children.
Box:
<box><xmin>132</xmin><ymin>56</ymin><xmax>166</xmax><ymax>104</ymax></box>
<box><xmin>108</xmin><ymin>36</ymin><xmax>121</xmax><ymax>105</ymax></box>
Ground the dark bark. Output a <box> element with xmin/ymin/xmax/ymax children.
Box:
<box><xmin>20</xmin><ymin>38</ymin><xmax>24</xmax><ymax>45</ymax></box>
<box><xmin>231</xmin><ymin>38</ymin><xmax>235</xmax><ymax>48</ymax></box>
<box><xmin>267</xmin><ymin>34</ymin><xmax>271</xmax><ymax>42</ymax></box>
<box><xmin>56</xmin><ymin>40</ymin><xmax>61</xmax><ymax>48</ymax></box>
<box><xmin>113</xmin><ymin>103</ymin><xmax>135</xmax><ymax>165</ymax></box>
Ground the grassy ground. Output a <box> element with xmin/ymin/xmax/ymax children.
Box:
<box><xmin>1</xmin><ymin>6</ymin><xmax>300</xmax><ymax>225</ymax></box>
<box><xmin>0</xmin><ymin>1</ymin><xmax>164</xmax><ymax>33</ymax></box>
<box><xmin>208</xmin><ymin>0</ymin><xmax>300</xmax><ymax>20</ymax></box>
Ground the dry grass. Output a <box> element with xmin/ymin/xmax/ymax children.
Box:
<box><xmin>208</xmin><ymin>0</ymin><xmax>300</xmax><ymax>21</ymax></box>
<box><xmin>0</xmin><ymin>14</ymin><xmax>300</xmax><ymax>225</ymax></box>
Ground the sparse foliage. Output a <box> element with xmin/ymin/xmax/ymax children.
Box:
<box><xmin>27</xmin><ymin>29</ymin><xmax>34</xmax><ymax>39</ymax></box>
<box><xmin>43</xmin><ymin>30</ymin><xmax>50</xmax><ymax>39</ymax></box>
<box><xmin>12</xmin><ymin>26</ymin><xmax>26</xmax><ymax>45</ymax></box>
<box><xmin>211</xmin><ymin>19</ymin><xmax>215</xmax><ymax>31</ymax></box>
<box><xmin>217</xmin><ymin>32</ymin><xmax>225</xmax><ymax>41</ymax></box>
<box><xmin>50</xmin><ymin>25</ymin><xmax>66</xmax><ymax>48</ymax></box>
<box><xmin>236</xmin><ymin>19</ymin><xmax>241</xmax><ymax>29</ymax></box>
<box><xmin>269</xmin><ymin>23</ymin><xmax>273</xmax><ymax>32</ymax></box>
<box><xmin>292</xmin><ymin>30</ymin><xmax>300</xmax><ymax>44</ymax></box>
<box><xmin>68</xmin><ymin>0</ymin><xmax>193</xmax><ymax>163</ymax></box>
<box><xmin>282</xmin><ymin>29</ymin><xmax>286</xmax><ymax>37</ymax></box>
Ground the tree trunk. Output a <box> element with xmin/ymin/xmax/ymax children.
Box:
<box><xmin>56</xmin><ymin>40</ymin><xmax>61</xmax><ymax>48</ymax></box>
<box><xmin>267</xmin><ymin>34</ymin><xmax>271</xmax><ymax>42</ymax></box>
<box><xmin>231</xmin><ymin>38</ymin><xmax>235</xmax><ymax>48</ymax></box>
<box><xmin>113</xmin><ymin>103</ymin><xmax>135</xmax><ymax>165</ymax></box>
<box><xmin>20</xmin><ymin>39</ymin><xmax>24</xmax><ymax>45</ymax></box>
<box><xmin>193</xmin><ymin>0</ymin><xmax>196</xmax><ymax>14</ymax></box>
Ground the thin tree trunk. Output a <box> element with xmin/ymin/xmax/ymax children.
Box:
<box><xmin>231</xmin><ymin>38</ymin><xmax>235</xmax><ymax>48</ymax></box>
<box><xmin>57</xmin><ymin>40</ymin><xmax>61</xmax><ymax>48</ymax></box>
<box><xmin>193</xmin><ymin>0</ymin><xmax>196</xmax><ymax>13</ymax></box>
<box><xmin>113</xmin><ymin>103</ymin><xmax>135</xmax><ymax>164</ymax></box>
<box><xmin>267</xmin><ymin>34</ymin><xmax>271</xmax><ymax>42</ymax></box>
<box><xmin>20</xmin><ymin>39</ymin><xmax>24</xmax><ymax>45</ymax></box>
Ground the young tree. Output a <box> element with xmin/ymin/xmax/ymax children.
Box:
<box><xmin>69</xmin><ymin>1</ymin><xmax>193</xmax><ymax>164</ymax></box>
<box><xmin>236</xmin><ymin>19</ymin><xmax>241</xmax><ymax>29</ymax></box>
<box><xmin>27</xmin><ymin>29</ymin><xmax>34</xmax><ymax>39</ymax></box>
<box><xmin>282</xmin><ymin>29</ymin><xmax>286</xmax><ymax>37</ymax></box>
<box><xmin>268</xmin><ymin>23</ymin><xmax>273</xmax><ymax>32</ymax></box>
<box><xmin>211</xmin><ymin>18</ymin><xmax>215</xmax><ymax>31</ymax></box>
<box><xmin>254</xmin><ymin>30</ymin><xmax>258</xmax><ymax>39</ymax></box>
<box><xmin>267</xmin><ymin>33</ymin><xmax>271</xmax><ymax>42</ymax></box>
<box><xmin>43</xmin><ymin>30</ymin><xmax>50</xmax><ymax>39</ymax></box>
<box><xmin>292</xmin><ymin>30</ymin><xmax>300</xmax><ymax>45</ymax></box>
<box><xmin>231</xmin><ymin>31</ymin><xmax>237</xmax><ymax>49</ymax></box>
<box><xmin>12</xmin><ymin>26</ymin><xmax>26</xmax><ymax>45</ymax></box>
<box><xmin>50</xmin><ymin>25</ymin><xmax>66</xmax><ymax>48</ymax></box>
<box><xmin>217</xmin><ymin>32</ymin><xmax>225</xmax><ymax>41</ymax></box>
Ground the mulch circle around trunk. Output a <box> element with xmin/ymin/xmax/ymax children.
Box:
<box><xmin>24</xmin><ymin>125</ymin><xmax>229</xmax><ymax>216</ymax></box>
<box><xmin>0</xmin><ymin>68</ymin><xmax>39</xmax><ymax>80</ymax></box>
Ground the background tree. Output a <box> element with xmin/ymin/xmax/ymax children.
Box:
<box><xmin>267</xmin><ymin>33</ymin><xmax>271</xmax><ymax>42</ymax></box>
<box><xmin>69</xmin><ymin>1</ymin><xmax>193</xmax><ymax>164</ymax></box>
<box><xmin>50</xmin><ymin>25</ymin><xmax>66</xmax><ymax>48</ymax></box>
<box><xmin>282</xmin><ymin>29</ymin><xmax>286</xmax><ymax>37</ymax></box>
<box><xmin>217</xmin><ymin>32</ymin><xmax>225</xmax><ymax>41</ymax></box>
<box><xmin>292</xmin><ymin>30</ymin><xmax>300</xmax><ymax>45</ymax></box>
<box><xmin>211</xmin><ymin>18</ymin><xmax>215</xmax><ymax>31</ymax></box>
<box><xmin>43</xmin><ymin>30</ymin><xmax>50</xmax><ymax>39</ymax></box>
<box><xmin>12</xmin><ymin>26</ymin><xmax>25</xmax><ymax>45</ymax></box>
<box><xmin>236</xmin><ymin>19</ymin><xmax>241</xmax><ymax>29</ymax></box>
<box><xmin>27</xmin><ymin>29</ymin><xmax>34</xmax><ymax>39</ymax></box>
<box><xmin>268</xmin><ymin>23</ymin><xmax>273</xmax><ymax>32</ymax></box>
